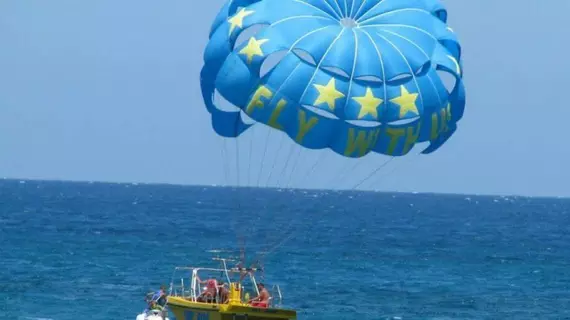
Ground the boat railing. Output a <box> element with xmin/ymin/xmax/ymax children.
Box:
<box><xmin>169</xmin><ymin>266</ymin><xmax>249</xmax><ymax>303</ymax></box>
<box><xmin>168</xmin><ymin>266</ymin><xmax>284</xmax><ymax>308</ymax></box>
<box><xmin>267</xmin><ymin>284</ymin><xmax>283</xmax><ymax>308</ymax></box>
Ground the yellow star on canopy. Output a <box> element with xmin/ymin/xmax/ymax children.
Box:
<box><xmin>390</xmin><ymin>85</ymin><xmax>419</xmax><ymax>118</ymax></box>
<box><xmin>239</xmin><ymin>37</ymin><xmax>268</xmax><ymax>64</ymax></box>
<box><xmin>313</xmin><ymin>78</ymin><xmax>345</xmax><ymax>111</ymax></box>
<box><xmin>352</xmin><ymin>87</ymin><xmax>383</xmax><ymax>119</ymax></box>
<box><xmin>228</xmin><ymin>8</ymin><xmax>254</xmax><ymax>35</ymax></box>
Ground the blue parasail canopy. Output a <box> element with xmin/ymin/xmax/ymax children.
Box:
<box><xmin>200</xmin><ymin>0</ymin><xmax>465</xmax><ymax>158</ymax></box>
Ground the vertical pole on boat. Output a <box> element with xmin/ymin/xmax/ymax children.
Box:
<box><xmin>222</xmin><ymin>259</ymin><xmax>232</xmax><ymax>285</ymax></box>
<box><xmin>276</xmin><ymin>285</ymin><xmax>282</xmax><ymax>306</ymax></box>
<box><xmin>250</xmin><ymin>272</ymin><xmax>259</xmax><ymax>296</ymax></box>
<box><xmin>191</xmin><ymin>269</ymin><xmax>198</xmax><ymax>302</ymax></box>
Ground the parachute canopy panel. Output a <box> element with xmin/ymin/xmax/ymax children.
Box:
<box><xmin>201</xmin><ymin>0</ymin><xmax>466</xmax><ymax>158</ymax></box>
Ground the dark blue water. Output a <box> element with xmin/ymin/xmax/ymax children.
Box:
<box><xmin>1</xmin><ymin>179</ymin><xmax>570</xmax><ymax>319</ymax></box>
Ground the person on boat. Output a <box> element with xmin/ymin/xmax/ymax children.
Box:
<box><xmin>196</xmin><ymin>275</ymin><xmax>218</xmax><ymax>303</ymax></box>
<box><xmin>248</xmin><ymin>283</ymin><xmax>270</xmax><ymax>308</ymax></box>
<box><xmin>153</xmin><ymin>285</ymin><xmax>168</xmax><ymax>307</ymax></box>
<box><xmin>144</xmin><ymin>293</ymin><xmax>163</xmax><ymax>312</ymax></box>
<box><xmin>217</xmin><ymin>280</ymin><xmax>229</xmax><ymax>303</ymax></box>
<box><xmin>145</xmin><ymin>285</ymin><xmax>168</xmax><ymax>319</ymax></box>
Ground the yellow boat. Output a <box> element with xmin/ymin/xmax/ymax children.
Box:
<box><xmin>165</xmin><ymin>258</ymin><xmax>297</xmax><ymax>320</ymax></box>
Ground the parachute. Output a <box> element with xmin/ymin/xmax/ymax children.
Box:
<box><xmin>199</xmin><ymin>0</ymin><xmax>465</xmax><ymax>260</ymax></box>
<box><xmin>201</xmin><ymin>0</ymin><xmax>465</xmax><ymax>159</ymax></box>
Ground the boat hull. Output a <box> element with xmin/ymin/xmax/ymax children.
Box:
<box><xmin>167</xmin><ymin>297</ymin><xmax>296</xmax><ymax>320</ymax></box>
<box><xmin>135</xmin><ymin>311</ymin><xmax>170</xmax><ymax>320</ymax></box>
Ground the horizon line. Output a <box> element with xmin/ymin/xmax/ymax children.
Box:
<box><xmin>1</xmin><ymin>176</ymin><xmax>567</xmax><ymax>201</ymax></box>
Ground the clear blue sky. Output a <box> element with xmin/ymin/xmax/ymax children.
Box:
<box><xmin>0</xmin><ymin>1</ymin><xmax>567</xmax><ymax>197</ymax></box>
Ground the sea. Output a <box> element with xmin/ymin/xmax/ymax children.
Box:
<box><xmin>1</xmin><ymin>179</ymin><xmax>569</xmax><ymax>320</ymax></box>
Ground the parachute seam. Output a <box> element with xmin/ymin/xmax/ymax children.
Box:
<box><xmin>426</xmin><ymin>73</ymin><xmax>443</xmax><ymax>116</ymax></box>
<box><xmin>355</xmin><ymin>0</ymin><xmax>391</xmax><ymax>22</ymax></box>
<box><xmin>271</xmin><ymin>15</ymin><xmax>334</xmax><ymax>27</ymax></box>
<box><xmin>379</xmin><ymin>28</ymin><xmax>443</xmax><ymax>108</ymax></box>
<box><xmin>361</xmin><ymin>24</ymin><xmax>437</xmax><ymax>42</ymax></box>
<box><xmin>363</xmin><ymin>22</ymin><xmax>455</xmax><ymax>109</ymax></box>
<box><xmin>356</xmin><ymin>0</ymin><xmax>398</xmax><ymax>23</ymax></box>
<box><xmin>329</xmin><ymin>0</ymin><xmax>345</xmax><ymax>19</ymax></box>
<box><xmin>289</xmin><ymin>25</ymin><xmax>334</xmax><ymax>49</ymax></box>
<box><xmin>342</xmin><ymin>28</ymin><xmax>359</xmax><ymax>120</ymax></box>
<box><xmin>374</xmin><ymin>31</ymin><xmax>425</xmax><ymax>120</ymax></box>
<box><xmin>331</xmin><ymin>46</ymin><xmax>385</xmax><ymax>186</ymax></box>
<box><xmin>293</xmin><ymin>0</ymin><xmax>341</xmax><ymax>20</ymax></box>
<box><xmin>359</xmin><ymin>8</ymin><xmax>433</xmax><ymax>25</ymax></box>
<box><xmin>359</xmin><ymin>29</ymin><xmax>387</xmax><ymax>121</ymax></box>
<box><xmin>348</xmin><ymin>0</ymin><xmax>358</xmax><ymax>18</ymax></box>
<box><xmin>378</xmin><ymin>29</ymin><xmax>428</xmax><ymax>65</ymax></box>
<box><xmin>352</xmin><ymin>0</ymin><xmax>368</xmax><ymax>20</ymax></box>
<box><xmin>298</xmin><ymin>28</ymin><xmax>346</xmax><ymax>112</ymax></box>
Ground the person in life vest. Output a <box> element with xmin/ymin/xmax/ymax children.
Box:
<box><xmin>248</xmin><ymin>283</ymin><xmax>270</xmax><ymax>308</ymax></box>
<box><xmin>196</xmin><ymin>275</ymin><xmax>218</xmax><ymax>303</ymax></box>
